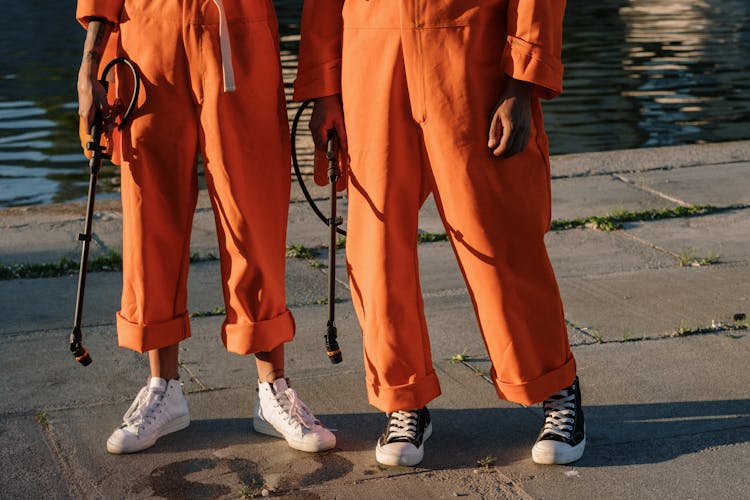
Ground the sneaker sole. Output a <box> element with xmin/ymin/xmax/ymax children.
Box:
<box><xmin>252</xmin><ymin>418</ymin><xmax>335</xmax><ymax>453</ymax></box>
<box><xmin>531</xmin><ymin>435</ymin><xmax>586</xmax><ymax>465</ymax></box>
<box><xmin>375</xmin><ymin>422</ymin><xmax>433</xmax><ymax>467</ymax></box>
<box><xmin>106</xmin><ymin>414</ymin><xmax>191</xmax><ymax>454</ymax></box>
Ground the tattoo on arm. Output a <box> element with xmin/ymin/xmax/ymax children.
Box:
<box><xmin>82</xmin><ymin>17</ymin><xmax>113</xmax><ymax>68</ymax></box>
<box><xmin>85</xmin><ymin>50</ymin><xmax>101</xmax><ymax>63</ymax></box>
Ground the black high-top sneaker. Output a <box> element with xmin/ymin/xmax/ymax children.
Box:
<box><xmin>375</xmin><ymin>407</ymin><xmax>432</xmax><ymax>466</ymax></box>
<box><xmin>532</xmin><ymin>376</ymin><xmax>586</xmax><ymax>464</ymax></box>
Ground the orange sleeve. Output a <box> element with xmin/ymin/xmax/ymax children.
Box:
<box><xmin>76</xmin><ymin>0</ymin><xmax>124</xmax><ymax>28</ymax></box>
<box><xmin>293</xmin><ymin>0</ymin><xmax>344</xmax><ymax>102</ymax></box>
<box><xmin>502</xmin><ymin>0</ymin><xmax>566</xmax><ymax>99</ymax></box>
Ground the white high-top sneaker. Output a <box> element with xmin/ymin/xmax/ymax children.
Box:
<box><xmin>107</xmin><ymin>377</ymin><xmax>190</xmax><ymax>454</ymax></box>
<box><xmin>253</xmin><ymin>378</ymin><xmax>336</xmax><ymax>452</ymax></box>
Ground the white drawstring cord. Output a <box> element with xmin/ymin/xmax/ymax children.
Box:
<box><xmin>212</xmin><ymin>0</ymin><xmax>236</xmax><ymax>92</ymax></box>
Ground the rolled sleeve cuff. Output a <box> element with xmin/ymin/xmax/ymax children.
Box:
<box><xmin>502</xmin><ymin>35</ymin><xmax>563</xmax><ymax>100</ymax></box>
<box><xmin>293</xmin><ymin>60</ymin><xmax>342</xmax><ymax>102</ymax></box>
<box><xmin>76</xmin><ymin>0</ymin><xmax>123</xmax><ymax>28</ymax></box>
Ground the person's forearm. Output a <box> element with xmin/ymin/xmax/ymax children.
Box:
<box><xmin>77</xmin><ymin>18</ymin><xmax>114</xmax><ymax>129</ymax></box>
<box><xmin>80</xmin><ymin>18</ymin><xmax>113</xmax><ymax>77</ymax></box>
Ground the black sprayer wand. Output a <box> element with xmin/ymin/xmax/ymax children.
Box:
<box><xmin>290</xmin><ymin>100</ymin><xmax>346</xmax><ymax>363</ymax></box>
<box><xmin>325</xmin><ymin>131</ymin><xmax>343</xmax><ymax>364</ymax></box>
<box><xmin>70</xmin><ymin>57</ymin><xmax>140</xmax><ymax>366</ymax></box>
<box><xmin>70</xmin><ymin>107</ymin><xmax>107</xmax><ymax>366</ymax></box>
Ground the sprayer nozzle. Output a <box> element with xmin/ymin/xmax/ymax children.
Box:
<box><xmin>327</xmin><ymin>347</ymin><xmax>342</xmax><ymax>364</ymax></box>
<box><xmin>76</xmin><ymin>348</ymin><xmax>92</xmax><ymax>366</ymax></box>
<box><xmin>70</xmin><ymin>329</ymin><xmax>92</xmax><ymax>366</ymax></box>
<box><xmin>325</xmin><ymin>323</ymin><xmax>343</xmax><ymax>364</ymax></box>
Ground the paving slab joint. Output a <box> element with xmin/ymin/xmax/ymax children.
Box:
<box><xmin>612</xmin><ymin>173</ymin><xmax>691</xmax><ymax>206</ymax></box>
<box><xmin>33</xmin><ymin>410</ymin><xmax>88</xmax><ymax>499</ymax></box>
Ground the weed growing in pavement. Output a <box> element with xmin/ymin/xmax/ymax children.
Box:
<box><xmin>417</xmin><ymin>231</ymin><xmax>450</xmax><ymax>243</ymax></box>
<box><xmin>588</xmin><ymin>329</ymin><xmax>604</xmax><ymax>344</ymax></box>
<box><xmin>0</xmin><ymin>250</ymin><xmax>123</xmax><ymax>280</ymax></box>
<box><xmin>451</xmin><ymin>350</ymin><xmax>470</xmax><ymax>363</ymax></box>
<box><xmin>677</xmin><ymin>248</ymin><xmax>721</xmax><ymax>267</ymax></box>
<box><xmin>238</xmin><ymin>478</ymin><xmax>265</xmax><ymax>499</ymax></box>
<box><xmin>674</xmin><ymin>316</ymin><xmax>749</xmax><ymax>337</ymax></box>
<box><xmin>476</xmin><ymin>455</ymin><xmax>496</xmax><ymax>469</ymax></box>
<box><xmin>286</xmin><ymin>244</ymin><xmax>316</xmax><ymax>260</ymax></box>
<box><xmin>550</xmin><ymin>204</ymin><xmax>718</xmax><ymax>232</ymax></box>
<box><xmin>622</xmin><ymin>332</ymin><xmax>635</xmax><ymax>342</ymax></box>
<box><xmin>35</xmin><ymin>411</ymin><xmax>49</xmax><ymax>430</ymax></box>
<box><xmin>190</xmin><ymin>306</ymin><xmax>226</xmax><ymax>318</ymax></box>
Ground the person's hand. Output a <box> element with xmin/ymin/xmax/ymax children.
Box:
<box><xmin>310</xmin><ymin>94</ymin><xmax>348</xmax><ymax>190</ymax></box>
<box><xmin>77</xmin><ymin>71</ymin><xmax>112</xmax><ymax>159</ymax></box>
<box><xmin>77</xmin><ymin>72</ymin><xmax>109</xmax><ymax>131</ymax></box>
<box><xmin>488</xmin><ymin>77</ymin><xmax>534</xmax><ymax>158</ymax></box>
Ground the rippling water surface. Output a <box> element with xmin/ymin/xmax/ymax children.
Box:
<box><xmin>0</xmin><ymin>0</ymin><xmax>748</xmax><ymax>207</ymax></box>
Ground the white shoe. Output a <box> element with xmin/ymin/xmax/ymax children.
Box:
<box><xmin>106</xmin><ymin>377</ymin><xmax>190</xmax><ymax>454</ymax></box>
<box><xmin>375</xmin><ymin>407</ymin><xmax>432</xmax><ymax>466</ymax></box>
<box><xmin>253</xmin><ymin>378</ymin><xmax>336</xmax><ymax>452</ymax></box>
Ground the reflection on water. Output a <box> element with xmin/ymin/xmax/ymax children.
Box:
<box><xmin>0</xmin><ymin>0</ymin><xmax>749</xmax><ymax>207</ymax></box>
<box><xmin>547</xmin><ymin>0</ymin><xmax>750</xmax><ymax>152</ymax></box>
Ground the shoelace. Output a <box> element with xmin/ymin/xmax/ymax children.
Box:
<box><xmin>277</xmin><ymin>387</ymin><xmax>319</xmax><ymax>430</ymax></box>
<box><xmin>384</xmin><ymin>410</ymin><xmax>419</xmax><ymax>443</ymax></box>
<box><xmin>122</xmin><ymin>386</ymin><xmax>165</xmax><ymax>433</ymax></box>
<box><xmin>541</xmin><ymin>388</ymin><xmax>576</xmax><ymax>439</ymax></box>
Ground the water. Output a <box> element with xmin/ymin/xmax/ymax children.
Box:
<box><xmin>0</xmin><ymin>0</ymin><xmax>748</xmax><ymax>207</ymax></box>
<box><xmin>547</xmin><ymin>0</ymin><xmax>750</xmax><ymax>152</ymax></box>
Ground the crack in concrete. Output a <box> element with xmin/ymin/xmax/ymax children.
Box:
<box><xmin>566</xmin><ymin>320</ymin><xmax>603</xmax><ymax>345</ymax></box>
<box><xmin>179</xmin><ymin>361</ymin><xmax>209</xmax><ymax>391</ymax></box>
<box><xmin>34</xmin><ymin>412</ymin><xmax>92</xmax><ymax>499</ymax></box>
<box><xmin>612</xmin><ymin>173</ymin><xmax>691</xmax><ymax>206</ymax></box>
<box><xmin>550</xmin><ymin>159</ymin><xmax>747</xmax><ymax>180</ymax></box>
<box><xmin>614</xmin><ymin>230</ymin><xmax>682</xmax><ymax>260</ymax></box>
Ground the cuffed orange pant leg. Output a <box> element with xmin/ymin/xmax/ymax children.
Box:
<box><xmin>114</xmin><ymin>0</ymin><xmax>294</xmax><ymax>354</ymax></box>
<box><xmin>421</xmin><ymin>108</ymin><xmax>576</xmax><ymax>405</ymax></box>
<box><xmin>341</xmin><ymin>1</ymin><xmax>575</xmax><ymax>410</ymax></box>
<box><xmin>413</xmin><ymin>18</ymin><xmax>576</xmax><ymax>405</ymax></box>
<box><xmin>188</xmin><ymin>0</ymin><xmax>295</xmax><ymax>354</ymax></box>
<box><xmin>343</xmin><ymin>31</ymin><xmax>441</xmax><ymax>414</ymax></box>
<box><xmin>114</xmin><ymin>2</ymin><xmax>199</xmax><ymax>353</ymax></box>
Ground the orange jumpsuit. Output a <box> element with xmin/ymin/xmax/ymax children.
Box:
<box><xmin>295</xmin><ymin>0</ymin><xmax>575</xmax><ymax>412</ymax></box>
<box><xmin>77</xmin><ymin>0</ymin><xmax>295</xmax><ymax>355</ymax></box>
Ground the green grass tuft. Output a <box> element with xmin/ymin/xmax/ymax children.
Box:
<box><xmin>417</xmin><ymin>232</ymin><xmax>449</xmax><ymax>243</ymax></box>
<box><xmin>550</xmin><ymin>205</ymin><xmax>718</xmax><ymax>232</ymax></box>
<box><xmin>286</xmin><ymin>244</ymin><xmax>316</xmax><ymax>260</ymax></box>
<box><xmin>0</xmin><ymin>250</ymin><xmax>123</xmax><ymax>280</ymax></box>
<box><xmin>190</xmin><ymin>306</ymin><xmax>226</xmax><ymax>318</ymax></box>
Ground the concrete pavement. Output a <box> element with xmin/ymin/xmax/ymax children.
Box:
<box><xmin>1</xmin><ymin>140</ymin><xmax>749</xmax><ymax>498</ymax></box>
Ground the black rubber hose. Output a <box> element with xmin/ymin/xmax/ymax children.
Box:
<box><xmin>290</xmin><ymin>99</ymin><xmax>347</xmax><ymax>236</ymax></box>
